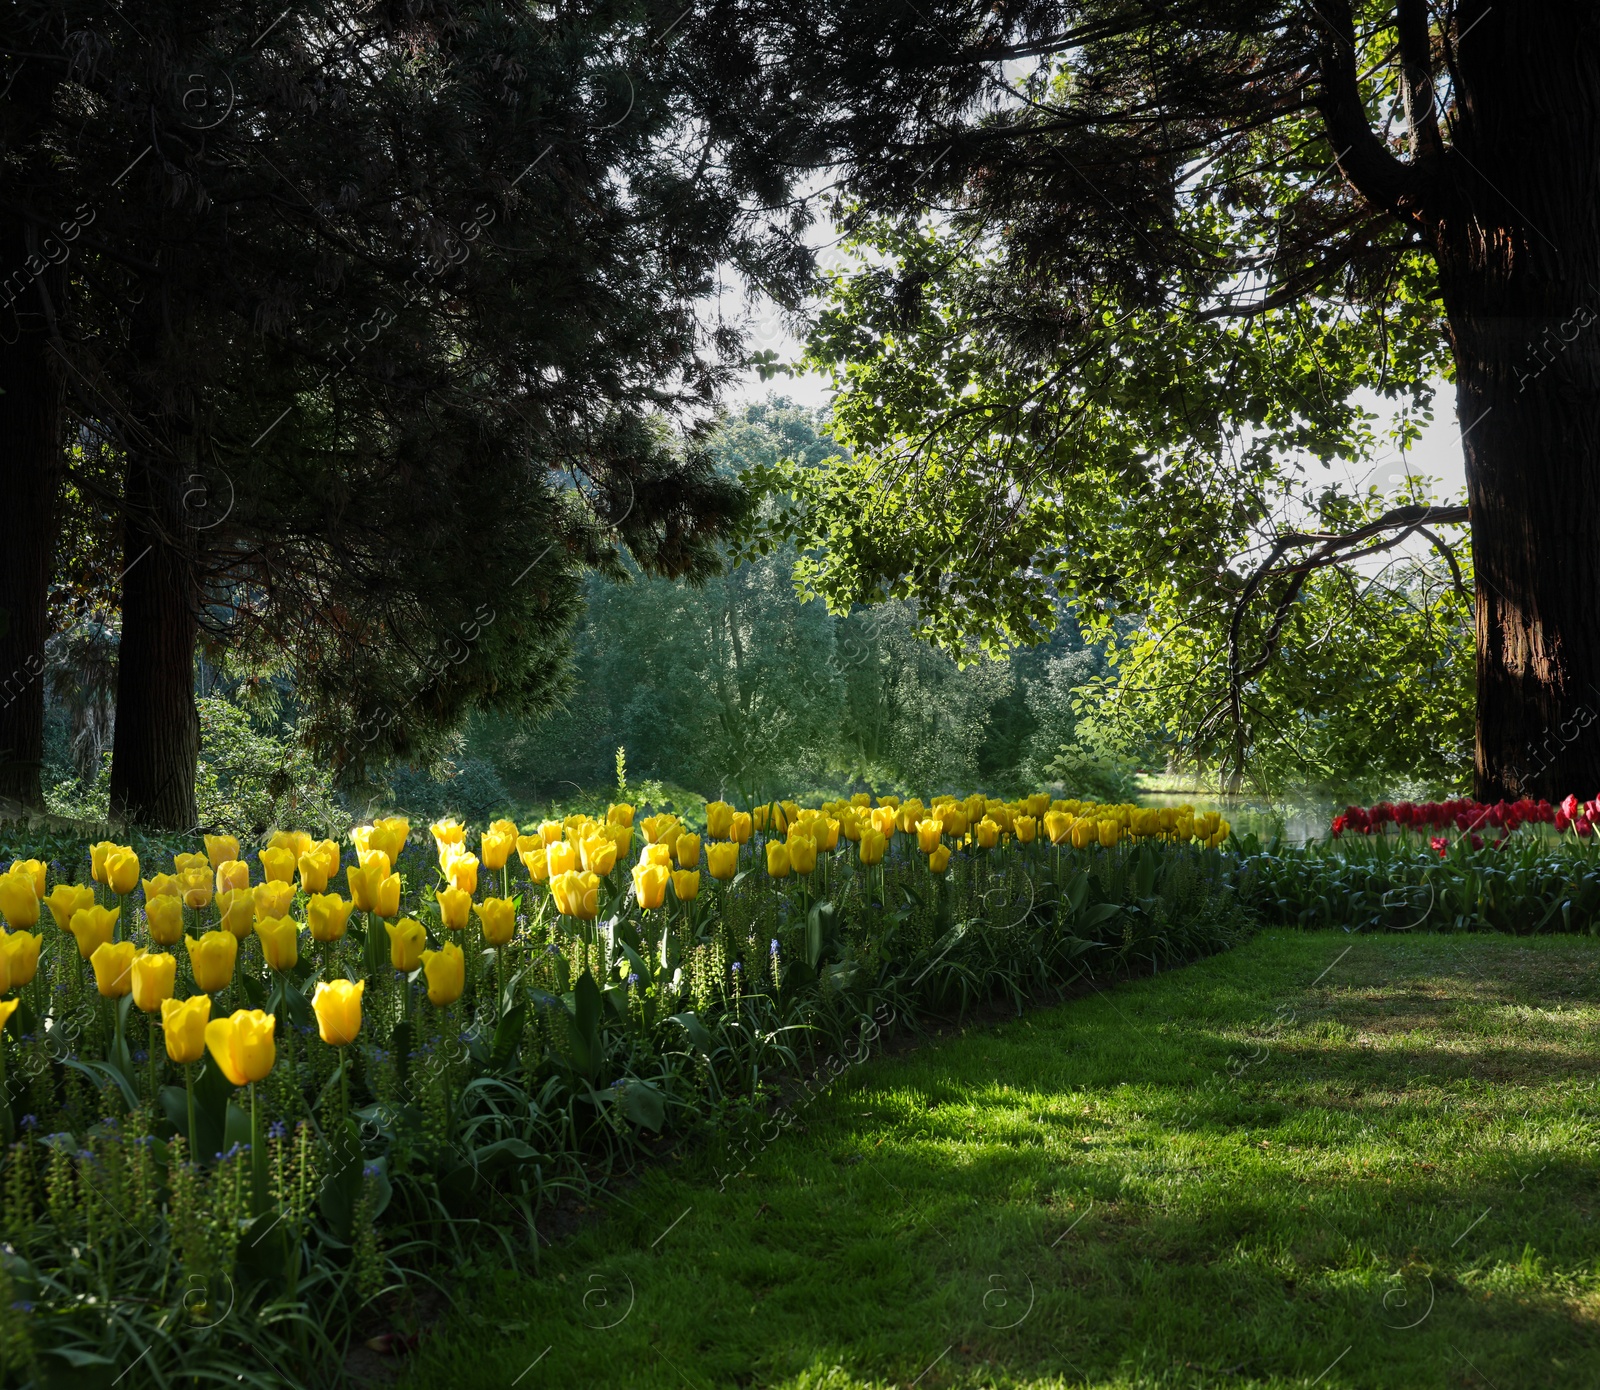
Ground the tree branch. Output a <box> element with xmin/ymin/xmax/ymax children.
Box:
<box><xmin>1310</xmin><ymin>0</ymin><xmax>1433</xmax><ymax>231</ymax></box>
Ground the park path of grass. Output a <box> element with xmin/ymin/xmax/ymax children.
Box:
<box><xmin>401</xmin><ymin>932</ymin><xmax>1600</xmax><ymax>1389</ymax></box>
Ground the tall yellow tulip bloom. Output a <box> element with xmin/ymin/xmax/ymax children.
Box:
<box><xmin>673</xmin><ymin>833</ymin><xmax>701</xmax><ymax>869</ymax></box>
<box><xmin>256</xmin><ymin>916</ymin><xmax>299</xmax><ymax>972</ymax></box>
<box><xmin>145</xmin><ymin>893</ymin><xmax>185</xmax><ymax>946</ymax></box>
<box><xmin>203</xmin><ymin>835</ymin><xmax>241</xmax><ymax>869</ymax></box>
<box><xmin>0</xmin><ymin>931</ymin><xmax>41</xmax><ymax>989</ymax></box>
<box><xmin>307</xmin><ymin>893</ymin><xmax>354</xmax><ymax>943</ymax></box>
<box><xmin>549</xmin><ymin>870</ymin><xmax>599</xmax><ymax>920</ymax></box>
<box><xmin>765</xmin><ymin>842</ymin><xmax>792</xmax><ymax>878</ymax></box>
<box><xmin>312</xmin><ymin>980</ymin><xmax>364</xmax><ymax>1046</ymax></box>
<box><xmin>707</xmin><ymin>842</ymin><xmax>740</xmax><ymax>881</ymax></box>
<box><xmin>421</xmin><ymin>943</ymin><xmax>465</xmax><ymax>1007</ymax></box>
<box><xmin>216</xmin><ymin>888</ymin><xmax>255</xmax><ymax>939</ymax></box>
<box><xmin>632</xmin><ymin>862</ymin><xmax>669</xmax><ymax>910</ymax></box>
<box><xmin>385</xmin><ymin>917</ymin><xmax>427</xmax><ymax>971</ymax></box>
<box><xmin>162</xmin><ymin>995</ymin><xmax>211</xmax><ymax>1065</ymax></box>
<box><xmin>215</xmin><ymin>859</ymin><xmax>250</xmax><ymax>894</ymax></box>
<box><xmin>130</xmin><ymin>950</ymin><xmax>176</xmax><ymax>1012</ymax></box>
<box><xmin>858</xmin><ymin>829</ymin><xmax>887</xmax><ymax>866</ymax></box>
<box><xmin>186</xmin><ymin>930</ymin><xmax>238</xmax><ymax>993</ymax></box>
<box><xmin>106</xmin><ymin>848</ymin><xmax>140</xmax><ymax>896</ymax></box>
<box><xmin>432</xmin><ymin>885</ymin><xmax>469</xmax><ymax>930</ymax></box>
<box><xmin>0</xmin><ymin>872</ymin><xmax>39</xmax><ymax>929</ymax></box>
<box><xmin>205</xmin><ymin>1009</ymin><xmax>276</xmax><ymax>1085</ymax></box>
<box><xmin>67</xmin><ymin>905</ymin><xmax>119</xmax><ymax>959</ymax></box>
<box><xmin>474</xmin><ymin>897</ymin><xmax>516</xmax><ymax>946</ymax></box>
<box><xmin>671</xmin><ymin>869</ymin><xmax>701</xmax><ymax>902</ymax></box>
<box><xmin>90</xmin><ymin>940</ymin><xmax>138</xmax><ymax>997</ymax></box>
<box><xmin>253</xmin><ymin>881</ymin><xmax>296</xmax><ymax>920</ymax></box>
<box><xmin>705</xmin><ymin>800</ymin><xmax>734</xmax><ymax>839</ymax></box>
<box><xmin>44</xmin><ymin>883</ymin><xmax>94</xmax><ymax>931</ymax></box>
<box><xmin>8</xmin><ymin>860</ymin><xmax>45</xmax><ymax>897</ymax></box>
<box><xmin>258</xmin><ymin>848</ymin><xmax>296</xmax><ymax>884</ymax></box>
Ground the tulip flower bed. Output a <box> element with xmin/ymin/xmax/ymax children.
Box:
<box><xmin>1244</xmin><ymin>794</ymin><xmax>1600</xmax><ymax>933</ymax></box>
<box><xmin>0</xmin><ymin>793</ymin><xmax>1244</xmax><ymax>1385</ymax></box>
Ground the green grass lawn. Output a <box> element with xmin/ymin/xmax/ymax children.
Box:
<box><xmin>400</xmin><ymin>932</ymin><xmax>1600</xmax><ymax>1389</ymax></box>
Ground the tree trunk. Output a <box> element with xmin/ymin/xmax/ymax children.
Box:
<box><xmin>109</xmin><ymin>446</ymin><xmax>200</xmax><ymax>830</ymax></box>
<box><xmin>0</xmin><ymin>221</ymin><xmax>64</xmax><ymax>810</ymax></box>
<box><xmin>1435</xmin><ymin>6</ymin><xmax>1600</xmax><ymax>802</ymax></box>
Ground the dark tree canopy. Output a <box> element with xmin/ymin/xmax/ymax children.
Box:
<box><xmin>690</xmin><ymin>0</ymin><xmax>1599</xmax><ymax>800</ymax></box>
<box><xmin>1</xmin><ymin>0</ymin><xmax>801</xmax><ymax>825</ymax></box>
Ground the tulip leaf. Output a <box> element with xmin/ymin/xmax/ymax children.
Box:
<box><xmin>616</xmin><ymin>1078</ymin><xmax>665</xmax><ymax>1132</ymax></box>
<box><xmin>280</xmin><ymin>979</ymin><xmax>313</xmax><ymax>1030</ymax></box>
<box><xmin>238</xmin><ymin>1208</ymin><xmax>291</xmax><ymax>1290</ymax></box>
<box><xmin>223</xmin><ymin>1100</ymin><xmax>252</xmax><ymax>1159</ymax></box>
<box><xmin>62</xmin><ymin>1058</ymin><xmax>139</xmax><ymax>1116</ymax></box>
<box><xmin>570</xmin><ymin>969</ymin><xmax>604</xmax><ymax>1079</ymax></box>
<box><xmin>318</xmin><ymin>1116</ymin><xmax>365</xmax><ymax>1241</ymax></box>
<box><xmin>489</xmin><ymin>1003</ymin><xmax>527</xmax><ymax>1070</ymax></box>
<box><xmin>667</xmin><ymin>1011</ymin><xmax>711</xmax><ymax>1056</ymax></box>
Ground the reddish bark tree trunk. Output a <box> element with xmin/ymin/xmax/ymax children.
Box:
<box><xmin>1434</xmin><ymin>5</ymin><xmax>1600</xmax><ymax>801</ymax></box>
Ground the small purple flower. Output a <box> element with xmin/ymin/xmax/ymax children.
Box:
<box><xmin>20</xmin><ymin>1115</ymin><xmax>36</xmax><ymax>1130</ymax></box>
<box><xmin>362</xmin><ymin>1162</ymin><xmax>381</xmax><ymax>1179</ymax></box>
<box><xmin>268</xmin><ymin>1121</ymin><xmax>288</xmax><ymax>1141</ymax></box>
<box><xmin>626</xmin><ymin>972</ymin><xmax>640</xmax><ymax>987</ymax></box>
<box><xmin>769</xmin><ymin>939</ymin><xmax>780</xmax><ymax>957</ymax></box>
<box><xmin>731</xmin><ymin>961</ymin><xmax>742</xmax><ymax>975</ymax></box>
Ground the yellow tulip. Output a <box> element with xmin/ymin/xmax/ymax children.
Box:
<box><xmin>0</xmin><ymin>931</ymin><xmax>40</xmax><ymax>988</ymax></box>
<box><xmin>307</xmin><ymin>893</ymin><xmax>354</xmax><ymax>942</ymax></box>
<box><xmin>1015</xmin><ymin>815</ymin><xmax>1038</xmax><ymax>844</ymax></box>
<box><xmin>840</xmin><ymin>813</ymin><xmax>863</xmax><ymax>843</ymax></box>
<box><xmin>474</xmin><ymin>897</ymin><xmax>516</xmax><ymax>946</ymax></box>
<box><xmin>1098</xmin><ymin>820</ymin><xmax>1120</xmax><ymax>849</ymax></box>
<box><xmin>422</xmin><ymin>943</ymin><xmax>465</xmax><ymax>1006</ymax></box>
<box><xmin>430</xmin><ymin>817</ymin><xmax>467</xmax><ymax>862</ymax></box>
<box><xmin>130</xmin><ymin>949</ymin><xmax>176</xmax><ymax>1012</ymax></box>
<box><xmin>8</xmin><ymin>860</ymin><xmax>44</xmax><ymax>897</ymax></box>
<box><xmin>173</xmin><ymin>850</ymin><xmax>209</xmax><ymax>877</ymax></box>
<box><xmin>253</xmin><ymin>881</ymin><xmax>296</xmax><ymax>921</ymax></box>
<box><xmin>929</xmin><ymin>844</ymin><xmax>952</xmax><ymax>875</ymax></box>
<box><xmin>204</xmin><ymin>835</ymin><xmax>241</xmax><ymax>870</ymax></box>
<box><xmin>67</xmin><ymin>905</ymin><xmax>119</xmax><ymax>958</ymax></box>
<box><xmin>546</xmin><ymin>841</ymin><xmax>578</xmax><ymax>877</ymax></box>
<box><xmin>435</xmin><ymin>884</ymin><xmax>472</xmax><ymax>930</ymax></box>
<box><xmin>538</xmin><ymin>820</ymin><xmax>564</xmax><ymax>846</ymax></box>
<box><xmin>312</xmin><ymin>979</ymin><xmax>364</xmax><ymax>1045</ymax></box>
<box><xmin>707</xmin><ymin>841</ymin><xmax>740</xmax><ymax>881</ymax></box>
<box><xmin>91</xmin><ymin>940</ymin><xmax>138</xmax><ymax>997</ymax></box>
<box><xmin>975</xmin><ymin>818</ymin><xmax>1000</xmax><ymax>850</ymax></box>
<box><xmin>729</xmin><ymin>812</ymin><xmax>753</xmax><ymax>844</ymax></box>
<box><xmin>641</xmin><ymin>813</ymin><xmax>680</xmax><ymax>845</ymax></box>
<box><xmin>752</xmin><ymin>805</ymin><xmax>770</xmax><ymax>832</ymax></box>
<box><xmin>673</xmin><ymin>833</ymin><xmax>701</xmax><ymax>869</ymax></box>
<box><xmin>145</xmin><ymin>893</ymin><xmax>185</xmax><ymax>946</ymax></box>
<box><xmin>606</xmin><ymin>803</ymin><xmax>635</xmax><ymax>828</ymax></box>
<box><xmin>916</xmin><ymin>819</ymin><xmax>943</xmax><ymax>854</ymax></box>
<box><xmin>44</xmin><ymin>883</ymin><xmax>95</xmax><ymax>931</ymax></box>
<box><xmin>705</xmin><ymin>800</ymin><xmax>734</xmax><ymax>839</ymax></box>
<box><xmin>518</xmin><ymin>840</ymin><xmax>549</xmax><ymax>883</ymax></box>
<box><xmin>141</xmin><ymin>872</ymin><xmax>180</xmax><ymax>902</ymax></box>
<box><xmin>205</xmin><ymin>1009</ymin><xmax>276</xmax><ymax>1085</ymax></box>
<box><xmin>640</xmin><ymin>843</ymin><xmax>673</xmax><ymax>869</ymax></box>
<box><xmin>215</xmin><ymin>859</ymin><xmax>250</xmax><ymax>894</ymax></box>
<box><xmin>256</xmin><ymin>915</ymin><xmax>299</xmax><ymax>972</ymax></box>
<box><xmin>765</xmin><ymin>841</ymin><xmax>792</xmax><ymax>878</ymax></box>
<box><xmin>106</xmin><ymin>848</ymin><xmax>140</xmax><ymax>896</ymax></box>
<box><xmin>385</xmin><ymin>917</ymin><xmax>427</xmax><ymax>972</ymax></box>
<box><xmin>90</xmin><ymin>840</ymin><xmax>118</xmax><ymax>884</ymax></box>
<box><xmin>161</xmin><ymin>995</ymin><xmax>211</xmax><ymax>1065</ymax></box>
<box><xmin>216</xmin><ymin>888</ymin><xmax>255</xmax><ymax>939</ymax></box>
<box><xmin>258</xmin><ymin>847</ymin><xmax>296</xmax><ymax>884</ymax></box>
<box><xmin>481</xmin><ymin>821</ymin><xmax>518</xmax><ymax>871</ymax></box>
<box><xmin>632</xmin><ymin>862</ymin><xmax>669</xmax><ymax>910</ymax></box>
<box><xmin>579</xmin><ymin>834</ymin><xmax>618</xmax><ymax>876</ymax></box>
<box><xmin>349</xmin><ymin>862</ymin><xmax>400</xmax><ymax>917</ymax></box>
<box><xmin>179</xmin><ymin>868</ymin><xmax>214</xmax><ymax>909</ymax></box>
<box><xmin>372</xmin><ymin>817</ymin><xmax>410</xmax><ymax>862</ymax></box>
<box><xmin>187</xmin><ymin>930</ymin><xmax>238</xmax><ymax>993</ymax></box>
<box><xmin>606</xmin><ymin>823</ymin><xmax>633</xmax><ymax>860</ymax></box>
<box><xmin>815</xmin><ymin>817</ymin><xmax>841</xmax><ymax>852</ymax></box>
<box><xmin>0</xmin><ymin>872</ymin><xmax>39</xmax><ymax>930</ymax></box>
<box><xmin>268</xmin><ymin>829</ymin><xmax>313</xmax><ymax>860</ymax></box>
<box><xmin>549</xmin><ymin>870</ymin><xmax>600</xmax><ymax>920</ymax></box>
<box><xmin>858</xmin><ymin>828</ymin><xmax>887</xmax><ymax>866</ymax></box>
<box><xmin>788</xmin><ymin>835</ymin><xmax>817</xmax><ymax>875</ymax></box>
<box><xmin>443</xmin><ymin>852</ymin><xmax>479</xmax><ymax>895</ymax></box>
<box><xmin>1044</xmin><ymin>811</ymin><xmax>1072</xmax><ymax>846</ymax></box>
<box><xmin>296</xmin><ymin>849</ymin><xmax>331</xmax><ymax>894</ymax></box>
<box><xmin>671</xmin><ymin>869</ymin><xmax>701</xmax><ymax>902</ymax></box>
